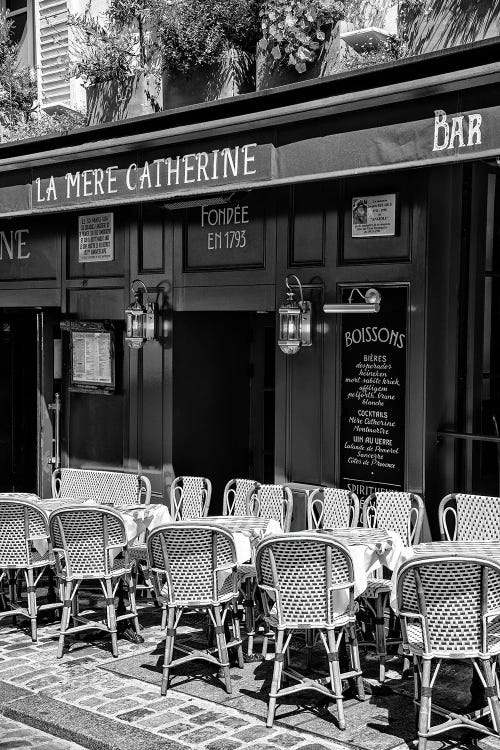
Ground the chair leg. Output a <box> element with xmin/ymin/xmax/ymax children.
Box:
<box><xmin>25</xmin><ymin>568</ymin><xmax>37</xmax><ymax>642</ymax></box>
<box><xmin>267</xmin><ymin>628</ymin><xmax>285</xmax><ymax>728</ymax></box>
<box><xmin>348</xmin><ymin>623</ymin><xmax>365</xmax><ymax>701</ymax></box>
<box><xmin>327</xmin><ymin>628</ymin><xmax>345</xmax><ymax>730</ymax></box>
<box><xmin>126</xmin><ymin>573</ymin><xmax>141</xmax><ymax>635</ymax></box>
<box><xmin>482</xmin><ymin>657</ymin><xmax>500</xmax><ymax>733</ymax></box>
<box><xmin>417</xmin><ymin>657</ymin><xmax>432</xmax><ymax>750</ymax></box>
<box><xmin>244</xmin><ymin>578</ymin><xmax>256</xmax><ymax>657</ymax></box>
<box><xmin>161</xmin><ymin>606</ymin><xmax>176</xmax><ymax>696</ymax></box>
<box><xmin>232</xmin><ymin>598</ymin><xmax>244</xmax><ymax>669</ymax></box>
<box><xmin>374</xmin><ymin>593</ymin><xmax>387</xmax><ymax>683</ymax></box>
<box><xmin>57</xmin><ymin>581</ymin><xmax>73</xmax><ymax>659</ymax></box>
<box><xmin>214</xmin><ymin>605</ymin><xmax>231</xmax><ymax>694</ymax></box>
<box><xmin>104</xmin><ymin>578</ymin><xmax>118</xmax><ymax>658</ymax></box>
<box><xmin>305</xmin><ymin>629</ymin><xmax>314</xmax><ymax>668</ymax></box>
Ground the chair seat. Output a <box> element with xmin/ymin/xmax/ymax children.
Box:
<box><xmin>405</xmin><ymin>619</ymin><xmax>500</xmax><ymax>655</ymax></box>
<box><xmin>364</xmin><ymin>577</ymin><xmax>391</xmax><ymax>597</ymax></box>
<box><xmin>238</xmin><ymin>563</ymin><xmax>256</xmax><ymax>580</ymax></box>
<box><xmin>2</xmin><ymin>549</ymin><xmax>54</xmax><ymax>569</ymax></box>
<box><xmin>128</xmin><ymin>543</ymin><xmax>147</xmax><ymax>561</ymax></box>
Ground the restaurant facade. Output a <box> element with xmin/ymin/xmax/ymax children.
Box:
<box><xmin>1</xmin><ymin>38</ymin><xmax>500</xmax><ymax>536</ymax></box>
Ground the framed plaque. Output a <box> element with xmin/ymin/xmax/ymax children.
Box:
<box><xmin>351</xmin><ymin>194</ymin><xmax>397</xmax><ymax>238</ymax></box>
<box><xmin>65</xmin><ymin>321</ymin><xmax>115</xmax><ymax>393</ymax></box>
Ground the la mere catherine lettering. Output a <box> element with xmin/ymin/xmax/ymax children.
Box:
<box><xmin>34</xmin><ymin>143</ymin><xmax>258</xmax><ymax>204</ymax></box>
<box><xmin>0</xmin><ymin>229</ymin><xmax>30</xmax><ymax>260</ymax></box>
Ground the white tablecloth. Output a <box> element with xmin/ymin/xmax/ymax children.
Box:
<box><xmin>389</xmin><ymin>540</ymin><xmax>500</xmax><ymax>613</ymax></box>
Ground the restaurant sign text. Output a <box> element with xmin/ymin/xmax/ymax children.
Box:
<box><xmin>33</xmin><ymin>142</ymin><xmax>272</xmax><ymax>209</ymax></box>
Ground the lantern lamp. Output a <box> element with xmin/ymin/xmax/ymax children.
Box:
<box><xmin>125</xmin><ymin>279</ymin><xmax>157</xmax><ymax>349</ymax></box>
<box><xmin>278</xmin><ymin>275</ymin><xmax>312</xmax><ymax>355</ymax></box>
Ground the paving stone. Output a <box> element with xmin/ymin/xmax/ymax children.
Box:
<box><xmin>116</xmin><ymin>706</ymin><xmax>157</xmax><ymax>722</ymax></box>
<box><xmin>74</xmin><ymin>695</ymin><xmax>104</xmax><ymax>708</ymax></box>
<box><xmin>233</xmin><ymin>726</ymin><xmax>277</xmax><ymax>743</ymax></box>
<box><xmin>143</xmin><ymin>696</ymin><xmax>186</xmax><ymax>711</ymax></box>
<box><xmin>178</xmin><ymin>726</ymin><xmax>223</xmax><ymax>743</ymax></box>
<box><xmin>268</xmin><ymin>732</ymin><xmax>305</xmax><ymax>747</ymax></box>
<box><xmin>216</xmin><ymin>716</ymin><xmax>250</xmax><ymax>729</ymax></box>
<box><xmin>178</xmin><ymin>703</ymin><xmax>204</xmax><ymax>715</ymax></box>
<box><xmin>159</xmin><ymin>722</ymin><xmax>194</xmax><ymax>735</ymax></box>
<box><xmin>99</xmin><ymin>698</ymin><xmax>143</xmax><ymax>715</ymax></box>
<box><xmin>136</xmin><ymin>711</ymin><xmax>180</xmax><ymax>729</ymax></box>
<box><xmin>206</xmin><ymin>739</ymin><xmax>242</xmax><ymax>750</ymax></box>
<box><xmin>189</xmin><ymin>710</ymin><xmax>227</xmax><ymax>725</ymax></box>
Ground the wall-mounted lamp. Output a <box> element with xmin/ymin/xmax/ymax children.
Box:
<box><xmin>323</xmin><ymin>287</ymin><xmax>381</xmax><ymax>314</ymax></box>
<box><xmin>278</xmin><ymin>275</ymin><xmax>312</xmax><ymax>355</ymax></box>
<box><xmin>125</xmin><ymin>279</ymin><xmax>157</xmax><ymax>349</ymax></box>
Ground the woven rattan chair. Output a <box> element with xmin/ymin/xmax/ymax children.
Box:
<box><xmin>241</xmin><ymin>483</ymin><xmax>294</xmax><ymax>657</ymax></box>
<box><xmin>51</xmin><ymin>467</ymin><xmax>151</xmax><ymax>506</ymax></box>
<box><xmin>147</xmin><ymin>523</ymin><xmax>244</xmax><ymax>695</ymax></box>
<box><xmin>307</xmin><ymin>487</ymin><xmax>360</xmax><ymax>530</ymax></box>
<box><xmin>439</xmin><ymin>493</ymin><xmax>500</xmax><ymax>542</ymax></box>
<box><xmin>0</xmin><ymin>497</ymin><xmax>62</xmax><ymax>641</ymax></box>
<box><xmin>48</xmin><ymin>505</ymin><xmax>140</xmax><ymax>658</ymax></box>
<box><xmin>169</xmin><ymin>476</ymin><xmax>211</xmax><ymax>521</ymax></box>
<box><xmin>247</xmin><ymin>483</ymin><xmax>293</xmax><ymax>532</ymax></box>
<box><xmin>361</xmin><ymin>491</ymin><xmax>424</xmax><ymax>681</ymax></box>
<box><xmin>223</xmin><ymin>478</ymin><xmax>260</xmax><ymax>516</ymax></box>
<box><xmin>397</xmin><ymin>554</ymin><xmax>500</xmax><ymax>749</ymax></box>
<box><xmin>256</xmin><ymin>532</ymin><xmax>365</xmax><ymax>728</ymax></box>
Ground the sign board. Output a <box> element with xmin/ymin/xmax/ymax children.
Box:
<box><xmin>66</xmin><ymin>321</ymin><xmax>115</xmax><ymax>393</ymax></box>
<box><xmin>351</xmin><ymin>194</ymin><xmax>397</xmax><ymax>238</ymax></box>
<box><xmin>185</xmin><ymin>193</ymin><xmax>265</xmax><ymax>270</ymax></box>
<box><xmin>78</xmin><ymin>213</ymin><xmax>114</xmax><ymax>262</ymax></box>
<box><xmin>340</xmin><ymin>286</ymin><xmax>407</xmax><ymax>502</ymax></box>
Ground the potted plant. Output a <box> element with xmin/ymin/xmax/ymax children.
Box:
<box><xmin>257</xmin><ymin>0</ymin><xmax>346</xmax><ymax>88</ymax></box>
<box><xmin>159</xmin><ymin>0</ymin><xmax>261</xmax><ymax>109</ymax></box>
<box><xmin>68</xmin><ymin>0</ymin><xmax>165</xmax><ymax>125</ymax></box>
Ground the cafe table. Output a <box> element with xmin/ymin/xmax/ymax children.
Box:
<box><xmin>309</xmin><ymin>527</ymin><xmax>405</xmax><ymax>600</ymax></box>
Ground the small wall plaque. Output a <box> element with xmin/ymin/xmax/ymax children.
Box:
<box><xmin>351</xmin><ymin>194</ymin><xmax>397</xmax><ymax>238</ymax></box>
<box><xmin>78</xmin><ymin>213</ymin><xmax>114</xmax><ymax>262</ymax></box>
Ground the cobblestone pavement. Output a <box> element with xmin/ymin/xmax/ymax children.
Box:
<box><xmin>0</xmin><ymin>603</ymin><xmax>355</xmax><ymax>750</ymax></box>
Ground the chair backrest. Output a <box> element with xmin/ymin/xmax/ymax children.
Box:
<box><xmin>147</xmin><ymin>523</ymin><xmax>238</xmax><ymax>605</ymax></box>
<box><xmin>439</xmin><ymin>493</ymin><xmax>500</xmax><ymax>541</ymax></box>
<box><xmin>307</xmin><ymin>487</ymin><xmax>360</xmax><ymax>530</ymax></box>
<box><xmin>397</xmin><ymin>554</ymin><xmax>500</xmax><ymax>657</ymax></box>
<box><xmin>0</xmin><ymin>497</ymin><xmax>50</xmax><ymax>567</ymax></box>
<box><xmin>48</xmin><ymin>506</ymin><xmax>127</xmax><ymax>578</ymax></box>
<box><xmin>248</xmin><ymin>483</ymin><xmax>293</xmax><ymax>532</ymax></box>
<box><xmin>0</xmin><ymin>492</ymin><xmax>40</xmax><ymax>502</ymax></box>
<box><xmin>362</xmin><ymin>491</ymin><xmax>424</xmax><ymax>545</ymax></box>
<box><xmin>256</xmin><ymin>532</ymin><xmax>355</xmax><ymax>628</ymax></box>
<box><xmin>169</xmin><ymin>476</ymin><xmax>211</xmax><ymax>521</ymax></box>
<box><xmin>51</xmin><ymin>468</ymin><xmax>151</xmax><ymax>507</ymax></box>
<box><xmin>223</xmin><ymin>478</ymin><xmax>260</xmax><ymax>516</ymax></box>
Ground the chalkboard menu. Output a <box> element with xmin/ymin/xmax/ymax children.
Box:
<box><xmin>340</xmin><ymin>286</ymin><xmax>407</xmax><ymax>501</ymax></box>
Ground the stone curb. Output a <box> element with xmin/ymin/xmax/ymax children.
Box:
<box><xmin>3</xmin><ymin>691</ymin><xmax>189</xmax><ymax>750</ymax></box>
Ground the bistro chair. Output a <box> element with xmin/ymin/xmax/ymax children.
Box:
<box><xmin>51</xmin><ymin>467</ymin><xmax>151</xmax><ymax>507</ymax></box>
<box><xmin>307</xmin><ymin>487</ymin><xmax>360</xmax><ymax>530</ymax></box>
<box><xmin>396</xmin><ymin>554</ymin><xmax>500</xmax><ymax>749</ymax></box>
<box><xmin>256</xmin><ymin>532</ymin><xmax>365</xmax><ymax>728</ymax></box>
<box><xmin>361</xmin><ymin>491</ymin><xmax>424</xmax><ymax>682</ymax></box>
<box><xmin>48</xmin><ymin>505</ymin><xmax>140</xmax><ymax>658</ymax></box>
<box><xmin>222</xmin><ymin>478</ymin><xmax>260</xmax><ymax>516</ymax></box>
<box><xmin>439</xmin><ymin>492</ymin><xmax>500</xmax><ymax>541</ymax></box>
<box><xmin>147</xmin><ymin>523</ymin><xmax>244</xmax><ymax>695</ymax></box>
<box><xmin>241</xmin><ymin>483</ymin><xmax>293</xmax><ymax>657</ymax></box>
<box><xmin>0</xmin><ymin>497</ymin><xmax>62</xmax><ymax>641</ymax></box>
<box><xmin>169</xmin><ymin>475</ymin><xmax>212</xmax><ymax>521</ymax></box>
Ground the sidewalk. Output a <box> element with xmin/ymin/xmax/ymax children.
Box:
<box><xmin>0</xmin><ymin>603</ymin><xmax>482</xmax><ymax>750</ymax></box>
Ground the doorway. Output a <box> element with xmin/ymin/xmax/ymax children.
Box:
<box><xmin>172</xmin><ymin>311</ymin><xmax>275</xmax><ymax>513</ymax></box>
<box><xmin>0</xmin><ymin>311</ymin><xmax>38</xmax><ymax>492</ymax></box>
